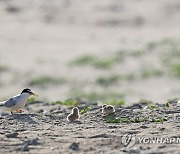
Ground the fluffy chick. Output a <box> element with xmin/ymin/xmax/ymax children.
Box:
<box><xmin>67</xmin><ymin>107</ymin><xmax>80</xmax><ymax>122</ymax></box>
<box><xmin>102</xmin><ymin>104</ymin><xmax>115</xmax><ymax>116</ymax></box>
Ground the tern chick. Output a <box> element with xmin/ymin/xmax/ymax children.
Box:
<box><xmin>0</xmin><ymin>88</ymin><xmax>38</xmax><ymax>114</ymax></box>
<box><xmin>102</xmin><ymin>104</ymin><xmax>115</xmax><ymax>116</ymax></box>
<box><xmin>67</xmin><ymin>107</ymin><xmax>80</xmax><ymax>122</ymax></box>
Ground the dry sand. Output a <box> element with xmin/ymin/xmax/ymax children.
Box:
<box><xmin>1</xmin><ymin>100</ymin><xmax>180</xmax><ymax>154</ymax></box>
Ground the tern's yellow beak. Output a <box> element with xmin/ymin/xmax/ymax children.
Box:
<box><xmin>31</xmin><ymin>92</ymin><xmax>38</xmax><ymax>97</ymax></box>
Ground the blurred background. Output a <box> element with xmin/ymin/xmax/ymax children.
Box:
<box><xmin>1</xmin><ymin>0</ymin><xmax>180</xmax><ymax>105</ymax></box>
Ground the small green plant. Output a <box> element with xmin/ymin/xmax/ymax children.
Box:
<box><xmin>52</xmin><ymin>99</ymin><xmax>80</xmax><ymax>106</ymax></box>
<box><xmin>0</xmin><ymin>65</ymin><xmax>9</xmax><ymax>73</ymax></box>
<box><xmin>103</xmin><ymin>99</ymin><xmax>125</xmax><ymax>106</ymax></box>
<box><xmin>80</xmin><ymin>106</ymin><xmax>92</xmax><ymax>114</ymax></box>
<box><xmin>72</xmin><ymin>91</ymin><xmax>125</xmax><ymax>101</ymax></box>
<box><xmin>92</xmin><ymin>57</ymin><xmax>117</xmax><ymax>68</ymax></box>
<box><xmin>27</xmin><ymin>97</ymin><xmax>37</xmax><ymax>102</ymax></box>
<box><xmin>146</xmin><ymin>41</ymin><xmax>158</xmax><ymax>50</ymax></box>
<box><xmin>70</xmin><ymin>52</ymin><xmax>125</xmax><ymax>69</ymax></box>
<box><xmin>152</xmin><ymin>117</ymin><xmax>167</xmax><ymax>123</ymax></box>
<box><xmin>130</xmin><ymin>50</ymin><xmax>145</xmax><ymax>57</ymax></box>
<box><xmin>106</xmin><ymin>116</ymin><xmax>166</xmax><ymax>123</ymax></box>
<box><xmin>70</xmin><ymin>55</ymin><xmax>94</xmax><ymax>65</ymax></box>
<box><xmin>131</xmin><ymin>117</ymin><xmax>148</xmax><ymax>123</ymax></box>
<box><xmin>105</xmin><ymin>116</ymin><xmax>121</xmax><ymax>123</ymax></box>
<box><xmin>148</xmin><ymin>105</ymin><xmax>159</xmax><ymax>110</ymax></box>
<box><xmin>96</xmin><ymin>75</ymin><xmax>120</xmax><ymax>86</ymax></box>
<box><xmin>106</xmin><ymin>117</ymin><xmax>130</xmax><ymax>123</ymax></box>
<box><xmin>124</xmin><ymin>73</ymin><xmax>136</xmax><ymax>81</ymax></box>
<box><xmin>160</xmin><ymin>38</ymin><xmax>177</xmax><ymax>46</ymax></box>
<box><xmin>139</xmin><ymin>99</ymin><xmax>153</xmax><ymax>104</ymax></box>
<box><xmin>28</xmin><ymin>76</ymin><xmax>66</xmax><ymax>87</ymax></box>
<box><xmin>143</xmin><ymin>104</ymin><xmax>160</xmax><ymax>110</ymax></box>
<box><xmin>119</xmin><ymin>118</ymin><xmax>130</xmax><ymax>123</ymax></box>
<box><xmin>44</xmin><ymin>113</ymin><xmax>53</xmax><ymax>117</ymax></box>
<box><xmin>170</xmin><ymin>64</ymin><xmax>180</xmax><ymax>78</ymax></box>
<box><xmin>140</xmin><ymin>69</ymin><xmax>164</xmax><ymax>79</ymax></box>
<box><xmin>167</xmin><ymin>98</ymin><xmax>179</xmax><ymax>104</ymax></box>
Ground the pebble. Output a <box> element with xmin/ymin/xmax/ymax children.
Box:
<box><xmin>128</xmin><ymin>148</ymin><xmax>140</xmax><ymax>154</ymax></box>
<box><xmin>43</xmin><ymin>111</ymin><xmax>49</xmax><ymax>116</ymax></box>
<box><xmin>5</xmin><ymin>132</ymin><xmax>18</xmax><ymax>138</ymax></box>
<box><xmin>140</xmin><ymin>125</ymin><xmax>148</xmax><ymax>129</ymax></box>
<box><xmin>159</xmin><ymin>127</ymin><xmax>165</xmax><ymax>131</ymax></box>
<box><xmin>17</xmin><ymin>138</ymin><xmax>39</xmax><ymax>152</ymax></box>
<box><xmin>1</xmin><ymin>112</ymin><xmax>9</xmax><ymax>116</ymax></box>
<box><xmin>37</xmin><ymin>109</ymin><xmax>44</xmax><ymax>113</ymax></box>
<box><xmin>69</xmin><ymin>142</ymin><xmax>79</xmax><ymax>151</ymax></box>
<box><xmin>20</xmin><ymin>144</ymin><xmax>29</xmax><ymax>151</ymax></box>
<box><xmin>23</xmin><ymin>138</ymin><xmax>39</xmax><ymax>145</ymax></box>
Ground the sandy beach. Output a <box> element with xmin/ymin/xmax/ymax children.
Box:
<box><xmin>1</xmin><ymin>0</ymin><xmax>180</xmax><ymax>153</ymax></box>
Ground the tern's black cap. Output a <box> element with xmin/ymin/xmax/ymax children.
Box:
<box><xmin>21</xmin><ymin>88</ymin><xmax>32</xmax><ymax>94</ymax></box>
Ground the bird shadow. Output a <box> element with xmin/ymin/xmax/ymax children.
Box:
<box><xmin>11</xmin><ymin>113</ymin><xmax>39</xmax><ymax>124</ymax></box>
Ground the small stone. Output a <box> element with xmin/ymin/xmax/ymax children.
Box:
<box><xmin>108</xmin><ymin>125</ymin><xmax>118</xmax><ymax>129</ymax></box>
<box><xmin>158</xmin><ymin>145</ymin><xmax>166</xmax><ymax>149</ymax></box>
<box><xmin>43</xmin><ymin>111</ymin><xmax>49</xmax><ymax>116</ymax></box>
<box><xmin>23</xmin><ymin>138</ymin><xmax>39</xmax><ymax>145</ymax></box>
<box><xmin>6</xmin><ymin>6</ymin><xmax>21</xmax><ymax>13</ymax></box>
<box><xmin>69</xmin><ymin>142</ymin><xmax>79</xmax><ymax>151</ymax></box>
<box><xmin>159</xmin><ymin>127</ymin><xmax>165</xmax><ymax>131</ymax></box>
<box><xmin>1</xmin><ymin>112</ymin><xmax>9</xmax><ymax>116</ymax></box>
<box><xmin>128</xmin><ymin>148</ymin><xmax>140</xmax><ymax>154</ymax></box>
<box><xmin>140</xmin><ymin>125</ymin><xmax>148</xmax><ymax>129</ymax></box>
<box><xmin>37</xmin><ymin>109</ymin><xmax>44</xmax><ymax>113</ymax></box>
<box><xmin>43</xmin><ymin>102</ymin><xmax>49</xmax><ymax>106</ymax></box>
<box><xmin>5</xmin><ymin>132</ymin><xmax>18</xmax><ymax>138</ymax></box>
<box><xmin>21</xmin><ymin>144</ymin><xmax>29</xmax><ymax>151</ymax></box>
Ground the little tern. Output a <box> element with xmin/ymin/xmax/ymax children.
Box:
<box><xmin>102</xmin><ymin>104</ymin><xmax>115</xmax><ymax>116</ymax></box>
<box><xmin>67</xmin><ymin>107</ymin><xmax>80</xmax><ymax>122</ymax></box>
<box><xmin>0</xmin><ymin>88</ymin><xmax>38</xmax><ymax>114</ymax></box>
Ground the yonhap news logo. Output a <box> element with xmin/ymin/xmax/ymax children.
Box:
<box><xmin>121</xmin><ymin>133</ymin><xmax>136</xmax><ymax>148</ymax></box>
<box><xmin>121</xmin><ymin>133</ymin><xmax>180</xmax><ymax>148</ymax></box>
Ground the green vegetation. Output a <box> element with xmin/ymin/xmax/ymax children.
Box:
<box><xmin>105</xmin><ymin>116</ymin><xmax>165</xmax><ymax>123</ymax></box>
<box><xmin>102</xmin><ymin>99</ymin><xmax>125</xmax><ymax>106</ymax></box>
<box><xmin>130</xmin><ymin>50</ymin><xmax>145</xmax><ymax>57</ymax></box>
<box><xmin>151</xmin><ymin>117</ymin><xmax>167</xmax><ymax>123</ymax></box>
<box><xmin>167</xmin><ymin>98</ymin><xmax>179</xmax><ymax>104</ymax></box>
<box><xmin>52</xmin><ymin>99</ymin><xmax>80</xmax><ymax>106</ymax></box>
<box><xmin>70</xmin><ymin>52</ymin><xmax>125</xmax><ymax>69</ymax></box>
<box><xmin>143</xmin><ymin>104</ymin><xmax>159</xmax><ymax>110</ymax></box>
<box><xmin>27</xmin><ymin>97</ymin><xmax>37</xmax><ymax>102</ymax></box>
<box><xmin>131</xmin><ymin>117</ymin><xmax>148</xmax><ymax>123</ymax></box>
<box><xmin>91</xmin><ymin>56</ymin><xmax>119</xmax><ymax>69</ymax></box>
<box><xmin>139</xmin><ymin>99</ymin><xmax>153</xmax><ymax>104</ymax></box>
<box><xmin>80</xmin><ymin>106</ymin><xmax>92</xmax><ymax>114</ymax></box>
<box><xmin>106</xmin><ymin>116</ymin><xmax>121</xmax><ymax>123</ymax></box>
<box><xmin>148</xmin><ymin>105</ymin><xmax>159</xmax><ymax>110</ymax></box>
<box><xmin>140</xmin><ymin>69</ymin><xmax>164</xmax><ymax>79</ymax></box>
<box><xmin>96</xmin><ymin>75</ymin><xmax>120</xmax><ymax>86</ymax></box>
<box><xmin>0</xmin><ymin>65</ymin><xmax>9</xmax><ymax>73</ymax></box>
<box><xmin>95</xmin><ymin>68</ymin><xmax>164</xmax><ymax>87</ymax></box>
<box><xmin>28</xmin><ymin>76</ymin><xmax>66</xmax><ymax>87</ymax></box>
<box><xmin>120</xmin><ymin>118</ymin><xmax>130</xmax><ymax>123</ymax></box>
<box><xmin>70</xmin><ymin>55</ymin><xmax>94</xmax><ymax>65</ymax></box>
<box><xmin>146</xmin><ymin>41</ymin><xmax>158</xmax><ymax>51</ymax></box>
<box><xmin>170</xmin><ymin>64</ymin><xmax>180</xmax><ymax>78</ymax></box>
<box><xmin>158</xmin><ymin>39</ymin><xmax>180</xmax><ymax>79</ymax></box>
<box><xmin>71</xmin><ymin>91</ymin><xmax>125</xmax><ymax>101</ymax></box>
<box><xmin>105</xmin><ymin>116</ymin><xmax>148</xmax><ymax>123</ymax></box>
